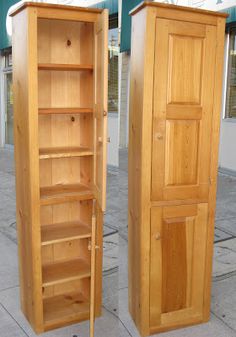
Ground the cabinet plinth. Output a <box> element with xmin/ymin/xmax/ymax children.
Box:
<box><xmin>128</xmin><ymin>2</ymin><xmax>227</xmax><ymax>336</ymax></box>
<box><xmin>11</xmin><ymin>2</ymin><xmax>108</xmax><ymax>333</ymax></box>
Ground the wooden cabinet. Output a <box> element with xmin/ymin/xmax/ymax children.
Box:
<box><xmin>10</xmin><ymin>2</ymin><xmax>108</xmax><ymax>334</ymax></box>
<box><xmin>128</xmin><ymin>2</ymin><xmax>227</xmax><ymax>336</ymax></box>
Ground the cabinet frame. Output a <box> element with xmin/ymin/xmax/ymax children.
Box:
<box><xmin>11</xmin><ymin>2</ymin><xmax>108</xmax><ymax>333</ymax></box>
<box><xmin>128</xmin><ymin>2</ymin><xmax>227</xmax><ymax>336</ymax></box>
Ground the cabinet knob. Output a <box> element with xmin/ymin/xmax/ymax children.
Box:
<box><xmin>155</xmin><ymin>232</ymin><xmax>161</xmax><ymax>240</ymax></box>
<box><xmin>155</xmin><ymin>133</ymin><xmax>163</xmax><ymax>140</ymax></box>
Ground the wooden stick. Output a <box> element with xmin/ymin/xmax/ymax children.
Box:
<box><xmin>90</xmin><ymin>204</ymin><xmax>97</xmax><ymax>337</ymax></box>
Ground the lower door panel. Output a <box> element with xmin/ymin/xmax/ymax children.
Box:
<box><xmin>150</xmin><ymin>203</ymin><xmax>208</xmax><ymax>331</ymax></box>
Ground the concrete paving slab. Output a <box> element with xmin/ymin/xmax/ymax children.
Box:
<box><xmin>0</xmin><ymin>232</ymin><xmax>18</xmax><ymax>290</ymax></box>
<box><xmin>0</xmin><ymin>303</ymin><xmax>27</xmax><ymax>337</ymax></box>
<box><xmin>103</xmin><ymin>233</ymin><xmax>118</xmax><ymax>273</ymax></box>
<box><xmin>212</xmin><ymin>274</ymin><xmax>236</xmax><ymax>332</ymax></box>
<box><xmin>214</xmin><ymin>227</ymin><xmax>233</xmax><ymax>243</ymax></box>
<box><xmin>213</xmin><ymin>238</ymin><xmax>236</xmax><ymax>278</ymax></box>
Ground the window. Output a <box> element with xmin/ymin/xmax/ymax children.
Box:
<box><xmin>226</xmin><ymin>28</ymin><xmax>236</xmax><ymax>118</ymax></box>
<box><xmin>108</xmin><ymin>28</ymin><xmax>118</xmax><ymax>113</ymax></box>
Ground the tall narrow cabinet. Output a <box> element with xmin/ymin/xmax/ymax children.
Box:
<box><xmin>11</xmin><ymin>2</ymin><xmax>108</xmax><ymax>333</ymax></box>
<box><xmin>128</xmin><ymin>2</ymin><xmax>227</xmax><ymax>336</ymax></box>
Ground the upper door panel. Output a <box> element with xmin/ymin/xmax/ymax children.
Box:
<box><xmin>151</xmin><ymin>19</ymin><xmax>217</xmax><ymax>202</ymax></box>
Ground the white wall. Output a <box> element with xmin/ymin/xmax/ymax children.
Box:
<box><xmin>107</xmin><ymin>113</ymin><xmax>119</xmax><ymax>167</ymax></box>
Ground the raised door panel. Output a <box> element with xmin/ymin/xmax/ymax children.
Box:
<box><xmin>93</xmin><ymin>10</ymin><xmax>108</xmax><ymax>212</ymax></box>
<box><xmin>151</xmin><ymin>19</ymin><xmax>216</xmax><ymax>201</ymax></box>
<box><xmin>150</xmin><ymin>203</ymin><xmax>208</xmax><ymax>330</ymax></box>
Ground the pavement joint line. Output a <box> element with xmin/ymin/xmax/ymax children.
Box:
<box><xmin>118</xmin><ymin>286</ymin><xmax>128</xmax><ymax>291</ymax></box>
<box><xmin>102</xmin><ymin>305</ymin><xmax>133</xmax><ymax>337</ymax></box>
<box><xmin>103</xmin><ymin>266</ymin><xmax>118</xmax><ymax>276</ymax></box>
<box><xmin>213</xmin><ymin>269</ymin><xmax>236</xmax><ymax>282</ymax></box>
<box><xmin>0</xmin><ymin>302</ymin><xmax>30</xmax><ymax>337</ymax></box>
<box><xmin>211</xmin><ymin>310</ymin><xmax>236</xmax><ymax>333</ymax></box>
<box><xmin>214</xmin><ymin>236</ymin><xmax>236</xmax><ymax>244</ymax></box>
<box><xmin>0</xmin><ymin>285</ymin><xmax>19</xmax><ymax>293</ymax></box>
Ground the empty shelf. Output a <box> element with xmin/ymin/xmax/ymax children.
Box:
<box><xmin>40</xmin><ymin>183</ymin><xmax>93</xmax><ymax>205</ymax></box>
<box><xmin>38</xmin><ymin>63</ymin><xmax>93</xmax><ymax>71</ymax></box>
<box><xmin>39</xmin><ymin>147</ymin><xmax>94</xmax><ymax>159</ymax></box>
<box><xmin>41</xmin><ymin>221</ymin><xmax>91</xmax><ymax>246</ymax></box>
<box><xmin>38</xmin><ymin>107</ymin><xmax>93</xmax><ymax>114</ymax></box>
<box><xmin>43</xmin><ymin>291</ymin><xmax>89</xmax><ymax>330</ymax></box>
<box><xmin>42</xmin><ymin>258</ymin><xmax>90</xmax><ymax>287</ymax></box>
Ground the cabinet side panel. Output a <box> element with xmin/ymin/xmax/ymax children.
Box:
<box><xmin>128</xmin><ymin>7</ymin><xmax>156</xmax><ymax>336</ymax></box>
<box><xmin>203</xmin><ymin>17</ymin><xmax>226</xmax><ymax>321</ymax></box>
<box><xmin>128</xmin><ymin>9</ymin><xmax>146</xmax><ymax>330</ymax></box>
<box><xmin>12</xmin><ymin>8</ymin><xmax>43</xmax><ymax>332</ymax></box>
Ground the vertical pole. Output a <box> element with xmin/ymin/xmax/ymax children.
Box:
<box><xmin>90</xmin><ymin>201</ymin><xmax>96</xmax><ymax>337</ymax></box>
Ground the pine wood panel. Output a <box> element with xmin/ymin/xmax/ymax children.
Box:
<box><xmin>150</xmin><ymin>204</ymin><xmax>208</xmax><ymax>328</ymax></box>
<box><xmin>93</xmin><ymin>10</ymin><xmax>108</xmax><ymax>212</ymax></box>
<box><xmin>43</xmin><ymin>291</ymin><xmax>89</xmax><ymax>330</ymax></box>
<box><xmin>41</xmin><ymin>221</ymin><xmax>91</xmax><ymax>245</ymax></box>
<box><xmin>38</xmin><ymin>64</ymin><xmax>93</xmax><ymax>71</ymax></box>
<box><xmin>39</xmin><ymin>146</ymin><xmax>93</xmax><ymax>159</ymax></box>
<box><xmin>12</xmin><ymin>7</ymin><xmax>44</xmax><ymax>333</ymax></box>
<box><xmin>42</xmin><ymin>258</ymin><xmax>90</xmax><ymax>287</ymax></box>
<box><xmin>151</xmin><ymin>19</ymin><xmax>217</xmax><ymax>202</ymax></box>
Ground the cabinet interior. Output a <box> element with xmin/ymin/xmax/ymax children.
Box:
<box><xmin>37</xmin><ymin>17</ymin><xmax>95</xmax><ymax>328</ymax></box>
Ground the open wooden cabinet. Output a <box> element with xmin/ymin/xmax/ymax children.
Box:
<box><xmin>10</xmin><ymin>2</ymin><xmax>108</xmax><ymax>334</ymax></box>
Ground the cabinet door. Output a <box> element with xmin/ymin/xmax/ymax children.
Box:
<box><xmin>151</xmin><ymin>19</ymin><xmax>217</xmax><ymax>201</ymax></box>
<box><xmin>93</xmin><ymin>11</ymin><xmax>108</xmax><ymax>211</ymax></box>
<box><xmin>150</xmin><ymin>204</ymin><xmax>208</xmax><ymax>329</ymax></box>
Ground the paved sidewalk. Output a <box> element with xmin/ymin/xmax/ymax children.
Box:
<box><xmin>0</xmin><ymin>147</ymin><xmax>236</xmax><ymax>337</ymax></box>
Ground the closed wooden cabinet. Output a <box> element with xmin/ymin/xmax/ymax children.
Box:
<box><xmin>11</xmin><ymin>2</ymin><xmax>108</xmax><ymax>334</ymax></box>
<box><xmin>128</xmin><ymin>2</ymin><xmax>227</xmax><ymax>336</ymax></box>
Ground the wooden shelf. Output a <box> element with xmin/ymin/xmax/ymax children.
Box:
<box><xmin>38</xmin><ymin>107</ymin><xmax>93</xmax><ymax>115</ymax></box>
<box><xmin>39</xmin><ymin>147</ymin><xmax>94</xmax><ymax>159</ymax></box>
<box><xmin>41</xmin><ymin>221</ymin><xmax>91</xmax><ymax>246</ymax></box>
<box><xmin>40</xmin><ymin>183</ymin><xmax>94</xmax><ymax>205</ymax></box>
<box><xmin>42</xmin><ymin>258</ymin><xmax>90</xmax><ymax>287</ymax></box>
<box><xmin>43</xmin><ymin>291</ymin><xmax>89</xmax><ymax>330</ymax></box>
<box><xmin>38</xmin><ymin>63</ymin><xmax>93</xmax><ymax>71</ymax></box>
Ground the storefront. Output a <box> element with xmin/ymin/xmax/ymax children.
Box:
<box><xmin>119</xmin><ymin>0</ymin><xmax>236</xmax><ymax>174</ymax></box>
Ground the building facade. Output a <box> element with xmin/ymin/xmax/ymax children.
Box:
<box><xmin>120</xmin><ymin>0</ymin><xmax>236</xmax><ymax>175</ymax></box>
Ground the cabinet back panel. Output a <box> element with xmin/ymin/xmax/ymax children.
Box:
<box><xmin>43</xmin><ymin>278</ymin><xmax>90</xmax><ymax>299</ymax></box>
<box><xmin>42</xmin><ymin>238</ymin><xmax>90</xmax><ymax>265</ymax></box>
<box><xmin>39</xmin><ymin>157</ymin><xmax>93</xmax><ymax>187</ymax></box>
<box><xmin>40</xmin><ymin>200</ymin><xmax>92</xmax><ymax>226</ymax></box>
<box><xmin>38</xmin><ymin>71</ymin><xmax>93</xmax><ymax>109</ymax></box>
<box><xmin>39</xmin><ymin>114</ymin><xmax>93</xmax><ymax>149</ymax></box>
<box><xmin>38</xmin><ymin>19</ymin><xmax>94</xmax><ymax>65</ymax></box>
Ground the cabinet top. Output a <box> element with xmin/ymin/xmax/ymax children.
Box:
<box><xmin>130</xmin><ymin>1</ymin><xmax>228</xmax><ymax>18</ymax></box>
<box><xmin>9</xmin><ymin>1</ymin><xmax>103</xmax><ymax>17</ymax></box>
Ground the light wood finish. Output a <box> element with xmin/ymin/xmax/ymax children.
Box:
<box><xmin>41</xmin><ymin>221</ymin><xmax>91</xmax><ymax>245</ymax></box>
<box><xmin>43</xmin><ymin>291</ymin><xmax>89</xmax><ymax>330</ymax></box>
<box><xmin>90</xmin><ymin>213</ymin><xmax>97</xmax><ymax>337</ymax></box>
<box><xmin>39</xmin><ymin>146</ymin><xmax>93</xmax><ymax>159</ymax></box>
<box><xmin>39</xmin><ymin>108</ymin><xmax>93</xmax><ymax>114</ymax></box>
<box><xmin>42</xmin><ymin>258</ymin><xmax>90</xmax><ymax>287</ymax></box>
<box><xmin>40</xmin><ymin>184</ymin><xmax>93</xmax><ymax>205</ymax></box>
<box><xmin>38</xmin><ymin>63</ymin><xmax>93</xmax><ymax>71</ymax></box>
<box><xmin>128</xmin><ymin>3</ymin><xmax>227</xmax><ymax>336</ymax></box>
<box><xmin>11</xmin><ymin>3</ymin><xmax>107</xmax><ymax>333</ymax></box>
